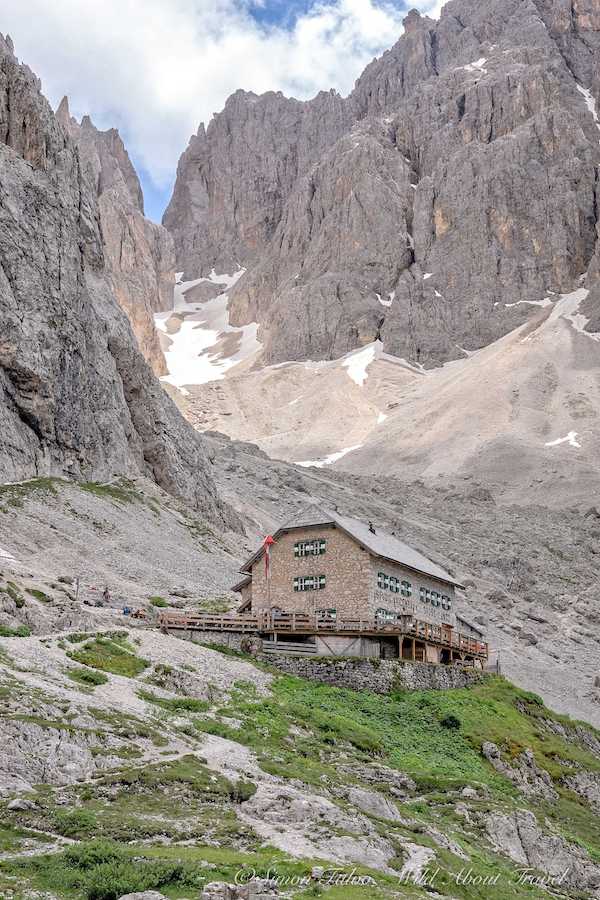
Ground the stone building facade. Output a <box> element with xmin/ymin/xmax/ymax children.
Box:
<box><xmin>233</xmin><ymin>505</ymin><xmax>478</xmax><ymax>647</ymax></box>
<box><xmin>247</xmin><ymin>524</ymin><xmax>373</xmax><ymax>620</ymax></box>
<box><xmin>167</xmin><ymin>506</ymin><xmax>488</xmax><ymax>665</ymax></box>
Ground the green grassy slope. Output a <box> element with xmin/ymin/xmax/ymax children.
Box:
<box><xmin>2</xmin><ymin>652</ymin><xmax>599</xmax><ymax>900</ymax></box>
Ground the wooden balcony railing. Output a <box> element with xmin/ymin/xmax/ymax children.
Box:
<box><xmin>157</xmin><ymin>610</ymin><xmax>488</xmax><ymax>658</ymax></box>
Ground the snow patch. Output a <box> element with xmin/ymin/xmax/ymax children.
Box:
<box><xmin>560</xmin><ymin>289</ymin><xmax>600</xmax><ymax>342</ymax></box>
<box><xmin>521</xmin><ymin>288</ymin><xmax>599</xmax><ymax>343</ymax></box>
<box><xmin>155</xmin><ymin>270</ymin><xmax>262</xmax><ymax>388</ymax></box>
<box><xmin>505</xmin><ymin>297</ymin><xmax>553</xmax><ymax>308</ymax></box>
<box><xmin>296</xmin><ymin>444</ymin><xmax>363</xmax><ymax>468</ymax></box>
<box><xmin>434</xmin><ymin>289</ymin><xmax>443</xmax><ymax>298</ymax></box>
<box><xmin>456</xmin><ymin>345</ymin><xmax>474</xmax><ymax>358</ymax></box>
<box><xmin>341</xmin><ymin>343</ymin><xmax>380</xmax><ymax>387</ymax></box>
<box><xmin>377</xmin><ymin>291</ymin><xmax>394</xmax><ymax>307</ymax></box>
<box><xmin>576</xmin><ymin>84</ymin><xmax>600</xmax><ymax>140</ymax></box>
<box><xmin>545</xmin><ymin>431</ymin><xmax>581</xmax><ymax>449</ymax></box>
<box><xmin>423</xmin><ymin>273</ymin><xmax>433</xmax><ymax>280</ymax></box>
<box><xmin>463</xmin><ymin>57</ymin><xmax>488</xmax><ymax>74</ymax></box>
<box><xmin>377</xmin><ymin>412</ymin><xmax>388</xmax><ymax>424</ymax></box>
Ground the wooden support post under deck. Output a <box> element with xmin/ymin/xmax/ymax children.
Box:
<box><xmin>411</xmin><ymin>638</ymin><xmax>416</xmax><ymax>661</ymax></box>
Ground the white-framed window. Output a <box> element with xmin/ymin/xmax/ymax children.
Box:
<box><xmin>419</xmin><ymin>587</ymin><xmax>432</xmax><ymax>603</ymax></box>
<box><xmin>430</xmin><ymin>591</ymin><xmax>441</xmax><ymax>607</ymax></box>
<box><xmin>378</xmin><ymin>572</ymin><xmax>407</xmax><ymax>594</ymax></box>
<box><xmin>294</xmin><ymin>539</ymin><xmax>326</xmax><ymax>557</ymax></box>
<box><xmin>376</xmin><ymin>607</ymin><xmax>397</xmax><ymax>622</ymax></box>
<box><xmin>441</xmin><ymin>594</ymin><xmax>452</xmax><ymax>611</ymax></box>
<box><xmin>316</xmin><ymin>607</ymin><xmax>336</xmax><ymax>622</ymax></box>
<box><xmin>293</xmin><ymin>574</ymin><xmax>326</xmax><ymax>591</ymax></box>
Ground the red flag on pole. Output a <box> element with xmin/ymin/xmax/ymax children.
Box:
<box><xmin>264</xmin><ymin>535</ymin><xmax>275</xmax><ymax>578</ymax></box>
<box><xmin>264</xmin><ymin>535</ymin><xmax>275</xmax><ymax>609</ymax></box>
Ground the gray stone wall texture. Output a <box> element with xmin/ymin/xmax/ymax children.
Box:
<box><xmin>258</xmin><ymin>654</ymin><xmax>485</xmax><ymax>693</ymax></box>
<box><xmin>250</xmin><ymin>525</ymin><xmax>372</xmax><ymax>618</ymax></box>
<box><xmin>176</xmin><ymin>628</ymin><xmax>484</xmax><ymax>692</ymax></box>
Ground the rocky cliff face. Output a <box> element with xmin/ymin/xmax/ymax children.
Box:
<box><xmin>0</xmin><ymin>34</ymin><xmax>232</xmax><ymax>527</ymax></box>
<box><xmin>163</xmin><ymin>88</ymin><xmax>352</xmax><ymax>279</ymax></box>
<box><xmin>56</xmin><ymin>98</ymin><xmax>174</xmax><ymax>375</ymax></box>
<box><xmin>166</xmin><ymin>0</ymin><xmax>600</xmax><ymax>366</ymax></box>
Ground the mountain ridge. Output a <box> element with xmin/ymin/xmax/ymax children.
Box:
<box><xmin>164</xmin><ymin>0</ymin><xmax>600</xmax><ymax>367</ymax></box>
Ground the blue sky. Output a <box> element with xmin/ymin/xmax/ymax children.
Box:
<box><xmin>1</xmin><ymin>0</ymin><xmax>442</xmax><ymax>223</ymax></box>
<box><xmin>249</xmin><ymin>0</ymin><xmax>339</xmax><ymax>27</ymax></box>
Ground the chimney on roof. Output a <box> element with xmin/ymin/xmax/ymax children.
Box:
<box><xmin>368</xmin><ymin>521</ymin><xmax>376</xmax><ymax>534</ymax></box>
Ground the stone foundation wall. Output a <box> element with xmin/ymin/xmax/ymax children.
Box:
<box><xmin>260</xmin><ymin>655</ymin><xmax>486</xmax><ymax>693</ymax></box>
<box><xmin>167</xmin><ymin>628</ymin><xmax>486</xmax><ymax>693</ymax></box>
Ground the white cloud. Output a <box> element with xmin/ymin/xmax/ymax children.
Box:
<box><xmin>1</xmin><ymin>0</ymin><xmax>442</xmax><ymax>191</ymax></box>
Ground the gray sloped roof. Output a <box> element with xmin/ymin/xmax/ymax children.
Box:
<box><xmin>239</xmin><ymin>503</ymin><xmax>462</xmax><ymax>587</ymax></box>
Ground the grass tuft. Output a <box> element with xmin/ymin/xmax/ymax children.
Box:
<box><xmin>0</xmin><ymin>624</ymin><xmax>31</xmax><ymax>637</ymax></box>
<box><xmin>138</xmin><ymin>688</ymin><xmax>209</xmax><ymax>714</ymax></box>
<box><xmin>68</xmin><ymin>667</ymin><xmax>109</xmax><ymax>687</ymax></box>
<box><xmin>67</xmin><ymin>636</ymin><xmax>149</xmax><ymax>678</ymax></box>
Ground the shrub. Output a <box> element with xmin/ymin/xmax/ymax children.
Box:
<box><xmin>230</xmin><ymin>779</ymin><xmax>257</xmax><ymax>803</ymax></box>
<box><xmin>440</xmin><ymin>714</ymin><xmax>462</xmax><ymax>731</ymax></box>
<box><xmin>5</xmin><ymin>582</ymin><xmax>25</xmax><ymax>607</ymax></box>
<box><xmin>27</xmin><ymin>588</ymin><xmax>51</xmax><ymax>603</ymax></box>
<box><xmin>0</xmin><ymin>624</ymin><xmax>31</xmax><ymax>637</ymax></box>
<box><xmin>149</xmin><ymin>596</ymin><xmax>168</xmax><ymax>607</ymax></box>
<box><xmin>53</xmin><ymin>808</ymin><xmax>98</xmax><ymax>838</ymax></box>
<box><xmin>63</xmin><ymin>838</ymin><xmax>127</xmax><ymax>870</ymax></box>
<box><xmin>68</xmin><ymin>667</ymin><xmax>109</xmax><ymax>687</ymax></box>
<box><xmin>84</xmin><ymin>860</ymin><xmax>183</xmax><ymax>900</ymax></box>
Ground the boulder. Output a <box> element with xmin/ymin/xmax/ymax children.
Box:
<box><xmin>7</xmin><ymin>797</ymin><xmax>37</xmax><ymax>811</ymax></box>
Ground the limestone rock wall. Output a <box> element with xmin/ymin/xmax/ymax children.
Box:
<box><xmin>0</xmin><ymin>34</ymin><xmax>233</xmax><ymax>528</ymax></box>
<box><xmin>165</xmin><ymin>0</ymin><xmax>600</xmax><ymax>366</ymax></box>
<box><xmin>163</xmin><ymin>89</ymin><xmax>352</xmax><ymax>279</ymax></box>
<box><xmin>56</xmin><ymin>98</ymin><xmax>174</xmax><ymax>375</ymax></box>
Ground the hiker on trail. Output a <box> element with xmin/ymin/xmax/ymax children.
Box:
<box><xmin>103</xmin><ymin>586</ymin><xmax>111</xmax><ymax>605</ymax></box>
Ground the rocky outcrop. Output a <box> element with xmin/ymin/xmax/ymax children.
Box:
<box><xmin>166</xmin><ymin>0</ymin><xmax>600</xmax><ymax>366</ymax></box>
<box><xmin>228</xmin><ymin>119</ymin><xmax>415</xmax><ymax>361</ymax></box>
<box><xmin>564</xmin><ymin>771</ymin><xmax>600</xmax><ymax>813</ymax></box>
<box><xmin>238</xmin><ymin>780</ymin><xmax>397</xmax><ymax>870</ymax></box>
<box><xmin>56</xmin><ymin>98</ymin><xmax>174</xmax><ymax>375</ymax></box>
<box><xmin>0</xmin><ymin>34</ymin><xmax>232</xmax><ymax>526</ymax></box>
<box><xmin>484</xmin><ymin>808</ymin><xmax>600</xmax><ymax>896</ymax></box>
<box><xmin>0</xmin><ymin>716</ymin><xmax>122</xmax><ymax>793</ymax></box>
<box><xmin>163</xmin><ymin>89</ymin><xmax>352</xmax><ymax>279</ymax></box>
<box><xmin>201</xmin><ymin>883</ymin><xmax>278</xmax><ymax>900</ymax></box>
<box><xmin>481</xmin><ymin>742</ymin><xmax>557</xmax><ymax>800</ymax></box>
